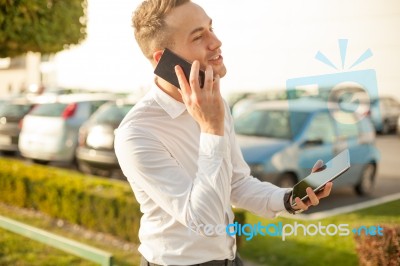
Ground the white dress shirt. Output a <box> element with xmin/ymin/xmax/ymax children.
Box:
<box><xmin>114</xmin><ymin>83</ymin><xmax>287</xmax><ymax>265</ymax></box>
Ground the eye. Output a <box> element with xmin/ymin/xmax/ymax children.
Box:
<box><xmin>209</xmin><ymin>26</ymin><xmax>214</xmax><ymax>32</ymax></box>
<box><xmin>193</xmin><ymin>35</ymin><xmax>203</xmax><ymax>41</ymax></box>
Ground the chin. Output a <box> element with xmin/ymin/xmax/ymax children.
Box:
<box><xmin>215</xmin><ymin>65</ymin><xmax>227</xmax><ymax>78</ymax></box>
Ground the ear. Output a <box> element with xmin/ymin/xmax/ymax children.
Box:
<box><xmin>153</xmin><ymin>50</ymin><xmax>164</xmax><ymax>64</ymax></box>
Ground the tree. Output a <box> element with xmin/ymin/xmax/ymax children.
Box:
<box><xmin>0</xmin><ymin>0</ymin><xmax>87</xmax><ymax>58</ymax></box>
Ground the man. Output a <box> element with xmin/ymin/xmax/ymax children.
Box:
<box><xmin>114</xmin><ymin>1</ymin><xmax>333</xmax><ymax>265</ymax></box>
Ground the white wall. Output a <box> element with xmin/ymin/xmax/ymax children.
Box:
<box><xmin>0</xmin><ymin>52</ymin><xmax>41</xmax><ymax>97</ymax></box>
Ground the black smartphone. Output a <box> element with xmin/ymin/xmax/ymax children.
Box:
<box><xmin>291</xmin><ymin>149</ymin><xmax>350</xmax><ymax>207</ymax></box>
<box><xmin>154</xmin><ymin>48</ymin><xmax>205</xmax><ymax>89</ymax></box>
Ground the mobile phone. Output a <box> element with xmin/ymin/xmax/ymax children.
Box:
<box><xmin>291</xmin><ymin>149</ymin><xmax>350</xmax><ymax>207</ymax></box>
<box><xmin>154</xmin><ymin>48</ymin><xmax>205</xmax><ymax>89</ymax></box>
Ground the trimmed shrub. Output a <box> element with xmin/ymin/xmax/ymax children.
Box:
<box><xmin>0</xmin><ymin>158</ymin><xmax>141</xmax><ymax>242</ymax></box>
<box><xmin>354</xmin><ymin>224</ymin><xmax>400</xmax><ymax>266</ymax></box>
<box><xmin>0</xmin><ymin>158</ymin><xmax>246</xmax><ymax>245</ymax></box>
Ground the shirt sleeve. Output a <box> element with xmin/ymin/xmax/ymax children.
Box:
<box><xmin>114</xmin><ymin>127</ymin><xmax>231</xmax><ymax>236</ymax></box>
<box><xmin>226</xmin><ymin>107</ymin><xmax>287</xmax><ymax>218</ymax></box>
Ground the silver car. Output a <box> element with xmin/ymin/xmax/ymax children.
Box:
<box><xmin>18</xmin><ymin>93</ymin><xmax>117</xmax><ymax>164</ymax></box>
<box><xmin>76</xmin><ymin>98</ymin><xmax>137</xmax><ymax>177</ymax></box>
<box><xmin>0</xmin><ymin>99</ymin><xmax>36</xmax><ymax>155</ymax></box>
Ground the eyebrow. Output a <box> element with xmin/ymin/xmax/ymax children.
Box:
<box><xmin>189</xmin><ymin>19</ymin><xmax>212</xmax><ymax>36</ymax></box>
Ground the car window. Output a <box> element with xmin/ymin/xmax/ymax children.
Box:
<box><xmin>234</xmin><ymin>109</ymin><xmax>308</xmax><ymax>139</ymax></box>
<box><xmin>90</xmin><ymin>103</ymin><xmax>134</xmax><ymax>124</ymax></box>
<box><xmin>90</xmin><ymin>101</ymin><xmax>109</xmax><ymax>115</ymax></box>
<box><xmin>333</xmin><ymin>112</ymin><xmax>359</xmax><ymax>138</ymax></box>
<box><xmin>235</xmin><ymin>110</ymin><xmax>264</xmax><ymax>135</ymax></box>
<box><xmin>0</xmin><ymin>103</ymin><xmax>33</xmax><ymax>118</ymax></box>
<box><xmin>30</xmin><ymin>103</ymin><xmax>68</xmax><ymax>117</ymax></box>
<box><xmin>305</xmin><ymin>112</ymin><xmax>335</xmax><ymax>143</ymax></box>
<box><xmin>74</xmin><ymin>102</ymin><xmax>90</xmax><ymax>120</ymax></box>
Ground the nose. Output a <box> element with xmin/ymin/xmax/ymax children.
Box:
<box><xmin>208</xmin><ymin>32</ymin><xmax>222</xmax><ymax>51</ymax></box>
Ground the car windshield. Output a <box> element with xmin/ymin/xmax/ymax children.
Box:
<box><xmin>90</xmin><ymin>103</ymin><xmax>134</xmax><ymax>124</ymax></box>
<box><xmin>30</xmin><ymin>103</ymin><xmax>68</xmax><ymax>117</ymax></box>
<box><xmin>234</xmin><ymin>109</ymin><xmax>309</xmax><ymax>139</ymax></box>
<box><xmin>0</xmin><ymin>103</ymin><xmax>33</xmax><ymax>118</ymax></box>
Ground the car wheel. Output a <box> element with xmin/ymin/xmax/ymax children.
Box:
<box><xmin>111</xmin><ymin>169</ymin><xmax>126</xmax><ymax>180</ymax></box>
<box><xmin>94</xmin><ymin>168</ymin><xmax>112</xmax><ymax>177</ymax></box>
<box><xmin>77</xmin><ymin>160</ymin><xmax>94</xmax><ymax>175</ymax></box>
<box><xmin>354</xmin><ymin>163</ymin><xmax>376</xmax><ymax>196</ymax></box>
<box><xmin>1</xmin><ymin>150</ymin><xmax>16</xmax><ymax>156</ymax></box>
<box><xmin>276</xmin><ymin>173</ymin><xmax>297</xmax><ymax>188</ymax></box>
<box><xmin>32</xmin><ymin>159</ymin><xmax>49</xmax><ymax>165</ymax></box>
<box><xmin>381</xmin><ymin>120</ymin><xmax>391</xmax><ymax>135</ymax></box>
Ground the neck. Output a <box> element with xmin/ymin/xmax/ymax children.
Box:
<box><xmin>155</xmin><ymin>77</ymin><xmax>183</xmax><ymax>102</ymax></box>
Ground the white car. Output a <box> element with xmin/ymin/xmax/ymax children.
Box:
<box><xmin>18</xmin><ymin>93</ymin><xmax>117</xmax><ymax>164</ymax></box>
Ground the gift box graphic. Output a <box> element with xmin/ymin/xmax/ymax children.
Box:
<box><xmin>286</xmin><ymin>39</ymin><xmax>380</xmax><ymax>165</ymax></box>
<box><xmin>287</xmin><ymin>39</ymin><xmax>380</xmax><ymax>122</ymax></box>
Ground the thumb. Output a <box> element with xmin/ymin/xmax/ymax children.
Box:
<box><xmin>311</xmin><ymin>159</ymin><xmax>324</xmax><ymax>173</ymax></box>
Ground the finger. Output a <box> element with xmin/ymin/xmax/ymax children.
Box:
<box><xmin>175</xmin><ymin>65</ymin><xmax>191</xmax><ymax>95</ymax></box>
<box><xmin>294</xmin><ymin>197</ymin><xmax>309</xmax><ymax>211</ymax></box>
<box><xmin>189</xmin><ymin>60</ymin><xmax>201</xmax><ymax>94</ymax></box>
<box><xmin>317</xmin><ymin>182</ymin><xmax>333</xmax><ymax>199</ymax></box>
<box><xmin>203</xmin><ymin>65</ymin><xmax>214</xmax><ymax>92</ymax></box>
<box><xmin>306</xmin><ymin>187</ymin><xmax>320</xmax><ymax>206</ymax></box>
<box><xmin>311</xmin><ymin>159</ymin><xmax>324</xmax><ymax>173</ymax></box>
<box><xmin>212</xmin><ymin>74</ymin><xmax>220</xmax><ymax>95</ymax></box>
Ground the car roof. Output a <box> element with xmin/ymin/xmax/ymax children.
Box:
<box><xmin>251</xmin><ymin>98</ymin><xmax>329</xmax><ymax>112</ymax></box>
<box><xmin>32</xmin><ymin>93</ymin><xmax>119</xmax><ymax>104</ymax></box>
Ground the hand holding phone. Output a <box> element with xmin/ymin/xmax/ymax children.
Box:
<box><xmin>154</xmin><ymin>48</ymin><xmax>205</xmax><ymax>89</ymax></box>
<box><xmin>155</xmin><ymin>48</ymin><xmax>224</xmax><ymax>136</ymax></box>
<box><xmin>291</xmin><ymin>149</ymin><xmax>350</xmax><ymax>207</ymax></box>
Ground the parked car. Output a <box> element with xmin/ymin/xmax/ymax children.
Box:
<box><xmin>234</xmin><ymin>99</ymin><xmax>380</xmax><ymax>195</ymax></box>
<box><xmin>0</xmin><ymin>99</ymin><xmax>36</xmax><ymax>155</ymax></box>
<box><xmin>18</xmin><ymin>93</ymin><xmax>117</xmax><ymax>164</ymax></box>
<box><xmin>397</xmin><ymin>115</ymin><xmax>400</xmax><ymax>135</ymax></box>
<box><xmin>369</xmin><ymin>96</ymin><xmax>400</xmax><ymax>134</ymax></box>
<box><xmin>231</xmin><ymin>89</ymin><xmax>288</xmax><ymax>118</ymax></box>
<box><xmin>76</xmin><ymin>98</ymin><xmax>136</xmax><ymax>176</ymax></box>
<box><xmin>346</xmin><ymin>93</ymin><xmax>400</xmax><ymax>134</ymax></box>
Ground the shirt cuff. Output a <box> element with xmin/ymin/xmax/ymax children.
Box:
<box><xmin>199</xmin><ymin>133</ymin><xmax>226</xmax><ymax>157</ymax></box>
<box><xmin>268</xmin><ymin>187</ymin><xmax>288</xmax><ymax>213</ymax></box>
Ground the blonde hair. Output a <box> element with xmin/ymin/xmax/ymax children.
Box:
<box><xmin>132</xmin><ymin>0</ymin><xmax>190</xmax><ymax>59</ymax></box>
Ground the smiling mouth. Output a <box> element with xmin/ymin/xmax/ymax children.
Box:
<box><xmin>209</xmin><ymin>55</ymin><xmax>223</xmax><ymax>63</ymax></box>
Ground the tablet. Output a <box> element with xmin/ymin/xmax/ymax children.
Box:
<box><xmin>291</xmin><ymin>149</ymin><xmax>350</xmax><ymax>206</ymax></box>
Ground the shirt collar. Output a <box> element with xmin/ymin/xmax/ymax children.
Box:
<box><xmin>151</xmin><ymin>81</ymin><xmax>187</xmax><ymax>119</ymax></box>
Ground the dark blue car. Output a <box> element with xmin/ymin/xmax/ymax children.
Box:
<box><xmin>234</xmin><ymin>99</ymin><xmax>380</xmax><ymax>196</ymax></box>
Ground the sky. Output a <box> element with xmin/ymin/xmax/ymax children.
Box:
<box><xmin>54</xmin><ymin>0</ymin><xmax>400</xmax><ymax>99</ymax></box>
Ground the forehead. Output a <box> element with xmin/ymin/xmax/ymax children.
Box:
<box><xmin>164</xmin><ymin>2</ymin><xmax>210</xmax><ymax>37</ymax></box>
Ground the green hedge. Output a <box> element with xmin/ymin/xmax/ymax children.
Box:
<box><xmin>0</xmin><ymin>158</ymin><xmax>246</xmax><ymax>245</ymax></box>
<box><xmin>0</xmin><ymin>158</ymin><xmax>141</xmax><ymax>242</ymax></box>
